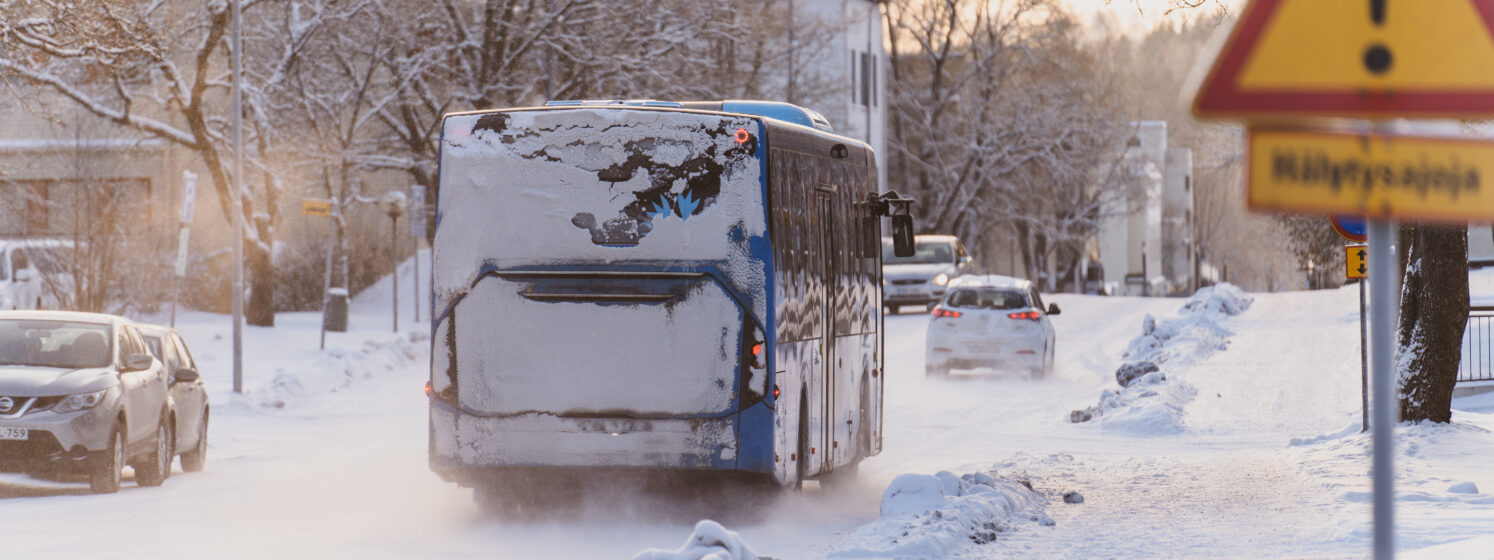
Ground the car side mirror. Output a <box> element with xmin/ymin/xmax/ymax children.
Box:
<box><xmin>1048</xmin><ymin>303</ymin><xmax>1062</xmax><ymax>316</ymax></box>
<box><xmin>123</xmin><ymin>353</ymin><xmax>155</xmax><ymax>373</ymax></box>
<box><xmin>13</xmin><ymin>269</ymin><xmax>32</xmax><ymax>282</ymax></box>
<box><xmin>891</xmin><ymin>215</ymin><xmax>915</xmax><ymax>257</ymax></box>
<box><xmin>173</xmin><ymin>367</ymin><xmax>200</xmax><ymax>383</ymax></box>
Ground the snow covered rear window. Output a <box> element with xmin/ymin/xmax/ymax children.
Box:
<box><xmin>435</xmin><ymin>108</ymin><xmax>765</xmax><ymax>308</ymax></box>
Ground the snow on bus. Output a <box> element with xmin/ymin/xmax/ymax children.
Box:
<box><xmin>428</xmin><ymin>100</ymin><xmax>911</xmax><ymax>507</ymax></box>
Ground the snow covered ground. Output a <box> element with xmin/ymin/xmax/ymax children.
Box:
<box><xmin>3</xmin><ymin>257</ymin><xmax>1493</xmax><ymax>559</ymax></box>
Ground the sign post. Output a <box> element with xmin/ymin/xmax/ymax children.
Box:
<box><xmin>303</xmin><ymin>199</ymin><xmax>334</xmax><ymax>349</ymax></box>
<box><xmin>1346</xmin><ymin>243</ymin><xmax>1369</xmax><ymax>433</ymax></box>
<box><xmin>1188</xmin><ymin>0</ymin><xmax>1494</xmax><ymax>556</ymax></box>
<box><xmin>171</xmin><ymin>171</ymin><xmax>198</xmax><ymax>327</ymax></box>
<box><xmin>409</xmin><ymin>186</ymin><xmax>426</xmax><ymax>324</ymax></box>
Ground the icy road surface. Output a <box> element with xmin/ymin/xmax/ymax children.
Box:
<box><xmin>2</xmin><ymin>265</ymin><xmax>1492</xmax><ymax>558</ymax></box>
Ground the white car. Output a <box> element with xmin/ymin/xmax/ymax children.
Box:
<box><xmin>925</xmin><ymin>275</ymin><xmax>1060</xmax><ymax>378</ymax></box>
<box><xmin>0</xmin><ymin>241</ymin><xmax>45</xmax><ymax>311</ymax></box>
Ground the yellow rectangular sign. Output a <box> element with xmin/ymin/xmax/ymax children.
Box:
<box><xmin>301</xmin><ymin>199</ymin><xmax>331</xmax><ymax>217</ymax></box>
<box><xmin>1345</xmin><ymin>244</ymin><xmax>1367</xmax><ymax>280</ymax></box>
<box><xmin>1249</xmin><ymin>128</ymin><xmax>1494</xmax><ymax>222</ymax></box>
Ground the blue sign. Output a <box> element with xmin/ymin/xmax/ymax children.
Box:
<box><xmin>1331</xmin><ymin>215</ymin><xmax>1367</xmax><ymax>243</ymax></box>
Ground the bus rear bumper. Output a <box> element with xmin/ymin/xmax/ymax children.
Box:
<box><xmin>429</xmin><ymin>400</ymin><xmax>742</xmax><ymax>482</ymax></box>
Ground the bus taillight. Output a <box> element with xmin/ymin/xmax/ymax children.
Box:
<box><xmin>735</xmin><ymin>128</ymin><xmax>750</xmax><ymax>143</ymax></box>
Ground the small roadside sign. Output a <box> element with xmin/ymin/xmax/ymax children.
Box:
<box><xmin>179</xmin><ymin>171</ymin><xmax>198</xmax><ymax>223</ymax></box>
<box><xmin>174</xmin><ymin>228</ymin><xmax>191</xmax><ymax>277</ymax></box>
<box><xmin>1248</xmin><ymin>128</ymin><xmax>1494</xmax><ymax>222</ymax></box>
<box><xmin>1194</xmin><ymin>0</ymin><xmax>1494</xmax><ymax>119</ymax></box>
<box><xmin>1346</xmin><ymin>244</ymin><xmax>1368</xmax><ymax>280</ymax></box>
<box><xmin>301</xmin><ymin>199</ymin><xmax>332</xmax><ymax>217</ymax></box>
<box><xmin>409</xmin><ymin>186</ymin><xmax>426</xmax><ymax>238</ymax></box>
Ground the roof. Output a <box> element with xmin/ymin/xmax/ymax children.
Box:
<box><xmin>948</xmin><ymin>275</ymin><xmax>1031</xmax><ymax>290</ymax></box>
<box><xmin>0</xmin><ymin>310</ymin><xmax>128</xmax><ymax>326</ymax></box>
<box><xmin>133</xmin><ymin>323</ymin><xmax>179</xmax><ymax>337</ymax></box>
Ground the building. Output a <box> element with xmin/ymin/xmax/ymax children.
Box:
<box><xmin>1091</xmin><ymin>121</ymin><xmax>1195</xmax><ymax>296</ymax></box>
<box><xmin>792</xmin><ymin>0</ymin><xmax>888</xmax><ymax>188</ymax></box>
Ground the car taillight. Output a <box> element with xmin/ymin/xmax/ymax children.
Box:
<box><xmin>1008</xmin><ymin>310</ymin><xmax>1042</xmax><ymax>321</ymax></box>
<box><xmin>932</xmin><ymin>307</ymin><xmax>962</xmax><ymax>319</ymax></box>
<box><xmin>424</xmin><ymin>381</ymin><xmax>432</xmax><ymax>396</ymax></box>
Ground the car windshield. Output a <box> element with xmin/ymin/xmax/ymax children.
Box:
<box><xmin>946</xmin><ymin>288</ymin><xmax>1029</xmax><ymax>310</ymax></box>
<box><xmin>0</xmin><ymin>319</ymin><xmax>112</xmax><ymax>369</ymax></box>
<box><xmin>883</xmin><ymin>239</ymin><xmax>955</xmax><ymax>265</ymax></box>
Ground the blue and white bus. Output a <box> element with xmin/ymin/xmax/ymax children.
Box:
<box><xmin>428</xmin><ymin>100</ymin><xmax>913</xmax><ymax>503</ymax></box>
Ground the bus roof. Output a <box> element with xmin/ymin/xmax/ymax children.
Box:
<box><xmin>540</xmin><ymin>100</ymin><xmax>834</xmax><ymax>133</ymax></box>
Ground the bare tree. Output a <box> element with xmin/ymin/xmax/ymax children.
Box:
<box><xmin>0</xmin><ymin>0</ymin><xmax>292</xmax><ymax>324</ymax></box>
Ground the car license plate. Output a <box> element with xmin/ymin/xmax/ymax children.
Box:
<box><xmin>0</xmin><ymin>427</ymin><xmax>27</xmax><ymax>441</ymax></box>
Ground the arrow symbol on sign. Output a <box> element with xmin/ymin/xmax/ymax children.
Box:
<box><xmin>1358</xmin><ymin>264</ymin><xmax>1368</xmax><ymax>275</ymax></box>
<box><xmin>1357</xmin><ymin>249</ymin><xmax>1368</xmax><ymax>258</ymax></box>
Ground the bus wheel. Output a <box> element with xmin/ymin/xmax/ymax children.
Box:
<box><xmin>886</xmin><ymin>305</ymin><xmax>899</xmax><ymax>315</ymax></box>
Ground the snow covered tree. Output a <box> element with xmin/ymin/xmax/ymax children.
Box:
<box><xmin>1396</xmin><ymin>223</ymin><xmax>1469</xmax><ymax>423</ymax></box>
<box><xmin>0</xmin><ymin>0</ymin><xmax>282</xmax><ymax>325</ymax></box>
<box><xmin>883</xmin><ymin>0</ymin><xmax>1141</xmax><ymax>289</ymax></box>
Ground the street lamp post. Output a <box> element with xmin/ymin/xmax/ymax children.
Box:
<box><xmin>383</xmin><ymin>192</ymin><xmax>407</xmax><ymax>333</ymax></box>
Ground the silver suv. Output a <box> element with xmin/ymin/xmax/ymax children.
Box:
<box><xmin>882</xmin><ymin>235</ymin><xmax>976</xmax><ymax>313</ymax></box>
<box><xmin>0</xmin><ymin>311</ymin><xmax>176</xmax><ymax>493</ymax></box>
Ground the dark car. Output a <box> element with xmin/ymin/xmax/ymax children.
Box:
<box><xmin>137</xmin><ymin>324</ymin><xmax>208</xmax><ymax>474</ymax></box>
<box><xmin>0</xmin><ymin>311</ymin><xmax>176</xmax><ymax>493</ymax></box>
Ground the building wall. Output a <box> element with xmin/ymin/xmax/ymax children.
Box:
<box><xmin>795</xmin><ymin>0</ymin><xmax>887</xmax><ymax>190</ymax></box>
<box><xmin>1163</xmin><ymin>147</ymin><xmax>1194</xmax><ymax>291</ymax></box>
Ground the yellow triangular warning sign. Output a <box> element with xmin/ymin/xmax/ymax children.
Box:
<box><xmin>1194</xmin><ymin>0</ymin><xmax>1494</xmax><ymax>119</ymax></box>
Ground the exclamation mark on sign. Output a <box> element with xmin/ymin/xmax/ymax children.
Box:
<box><xmin>1363</xmin><ymin>0</ymin><xmax>1393</xmax><ymax>75</ymax></box>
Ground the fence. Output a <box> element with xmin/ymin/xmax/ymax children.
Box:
<box><xmin>1461</xmin><ymin>306</ymin><xmax>1494</xmax><ymax>383</ymax></box>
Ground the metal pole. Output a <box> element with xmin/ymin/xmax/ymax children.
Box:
<box><xmin>230</xmin><ymin>0</ymin><xmax>244</xmax><ymax>394</ymax></box>
<box><xmin>1360</xmin><ymin>278</ymin><xmax>1369</xmax><ymax>433</ymax></box>
<box><xmin>1368</xmin><ymin>219</ymin><xmax>1397</xmax><ymax>560</ymax></box>
<box><xmin>391</xmin><ymin>215</ymin><xmax>399</xmax><ymax>333</ymax></box>
<box><xmin>413</xmin><ymin>237</ymin><xmax>421</xmax><ymax>323</ymax></box>
<box><xmin>320</xmin><ymin>209</ymin><xmax>334</xmax><ymax>350</ymax></box>
<box><xmin>170</xmin><ymin>273</ymin><xmax>178</xmax><ymax>328</ymax></box>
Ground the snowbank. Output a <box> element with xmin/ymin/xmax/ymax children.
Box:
<box><xmin>633</xmin><ymin>520</ymin><xmax>759</xmax><ymax>560</ymax></box>
<box><xmin>828</xmin><ymin>470</ymin><xmax>1052</xmax><ymax>558</ymax></box>
<box><xmin>248</xmin><ymin>329</ymin><xmax>428</xmax><ymax>409</ymax></box>
<box><xmin>1071</xmin><ymin>284</ymin><xmax>1251</xmax><ymax>435</ymax></box>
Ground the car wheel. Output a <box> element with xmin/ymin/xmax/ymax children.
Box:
<box><xmin>180</xmin><ymin>412</ymin><xmax>207</xmax><ymax>472</ymax></box>
<box><xmin>135</xmin><ymin>421</ymin><xmax>172</xmax><ymax>487</ymax></box>
<box><xmin>89</xmin><ymin>424</ymin><xmax>124</xmax><ymax>494</ymax></box>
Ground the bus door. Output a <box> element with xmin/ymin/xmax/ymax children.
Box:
<box><xmin>814</xmin><ymin>188</ymin><xmax>838</xmax><ymax>473</ymax></box>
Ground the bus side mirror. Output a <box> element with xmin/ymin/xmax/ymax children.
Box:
<box><xmin>891</xmin><ymin>215</ymin><xmax>915</xmax><ymax>257</ymax></box>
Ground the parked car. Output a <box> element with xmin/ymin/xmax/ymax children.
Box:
<box><xmin>882</xmin><ymin>234</ymin><xmax>975</xmax><ymax>313</ymax></box>
<box><xmin>0</xmin><ymin>311</ymin><xmax>176</xmax><ymax>493</ymax></box>
<box><xmin>0</xmin><ymin>238</ymin><xmax>75</xmax><ymax>310</ymax></box>
<box><xmin>0</xmin><ymin>240</ymin><xmax>45</xmax><ymax>311</ymax></box>
<box><xmin>925</xmin><ymin>275</ymin><xmax>1060</xmax><ymax>379</ymax></box>
<box><xmin>136</xmin><ymin>324</ymin><xmax>208</xmax><ymax>473</ymax></box>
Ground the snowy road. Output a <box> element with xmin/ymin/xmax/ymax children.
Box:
<box><xmin>4</xmin><ymin>278</ymin><xmax>1493</xmax><ymax>558</ymax></box>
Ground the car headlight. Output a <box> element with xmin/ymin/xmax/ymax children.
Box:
<box><xmin>933</xmin><ymin>274</ymin><xmax>950</xmax><ymax>286</ymax></box>
<box><xmin>53</xmin><ymin>389</ymin><xmax>109</xmax><ymax>414</ymax></box>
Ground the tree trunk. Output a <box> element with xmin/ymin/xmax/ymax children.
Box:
<box><xmin>1396</xmin><ymin>223</ymin><xmax>1468</xmax><ymax>424</ymax></box>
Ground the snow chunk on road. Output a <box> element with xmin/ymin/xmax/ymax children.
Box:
<box><xmin>1072</xmin><ymin>284</ymin><xmax>1249</xmax><ymax>435</ymax></box>
<box><xmin>633</xmin><ymin>520</ymin><xmax>758</xmax><ymax>560</ymax></box>
<box><xmin>1180</xmin><ymin>283</ymin><xmax>1253</xmax><ymax>316</ymax></box>
<box><xmin>830</xmin><ymin>470</ymin><xmax>1051</xmax><ymax>558</ymax></box>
